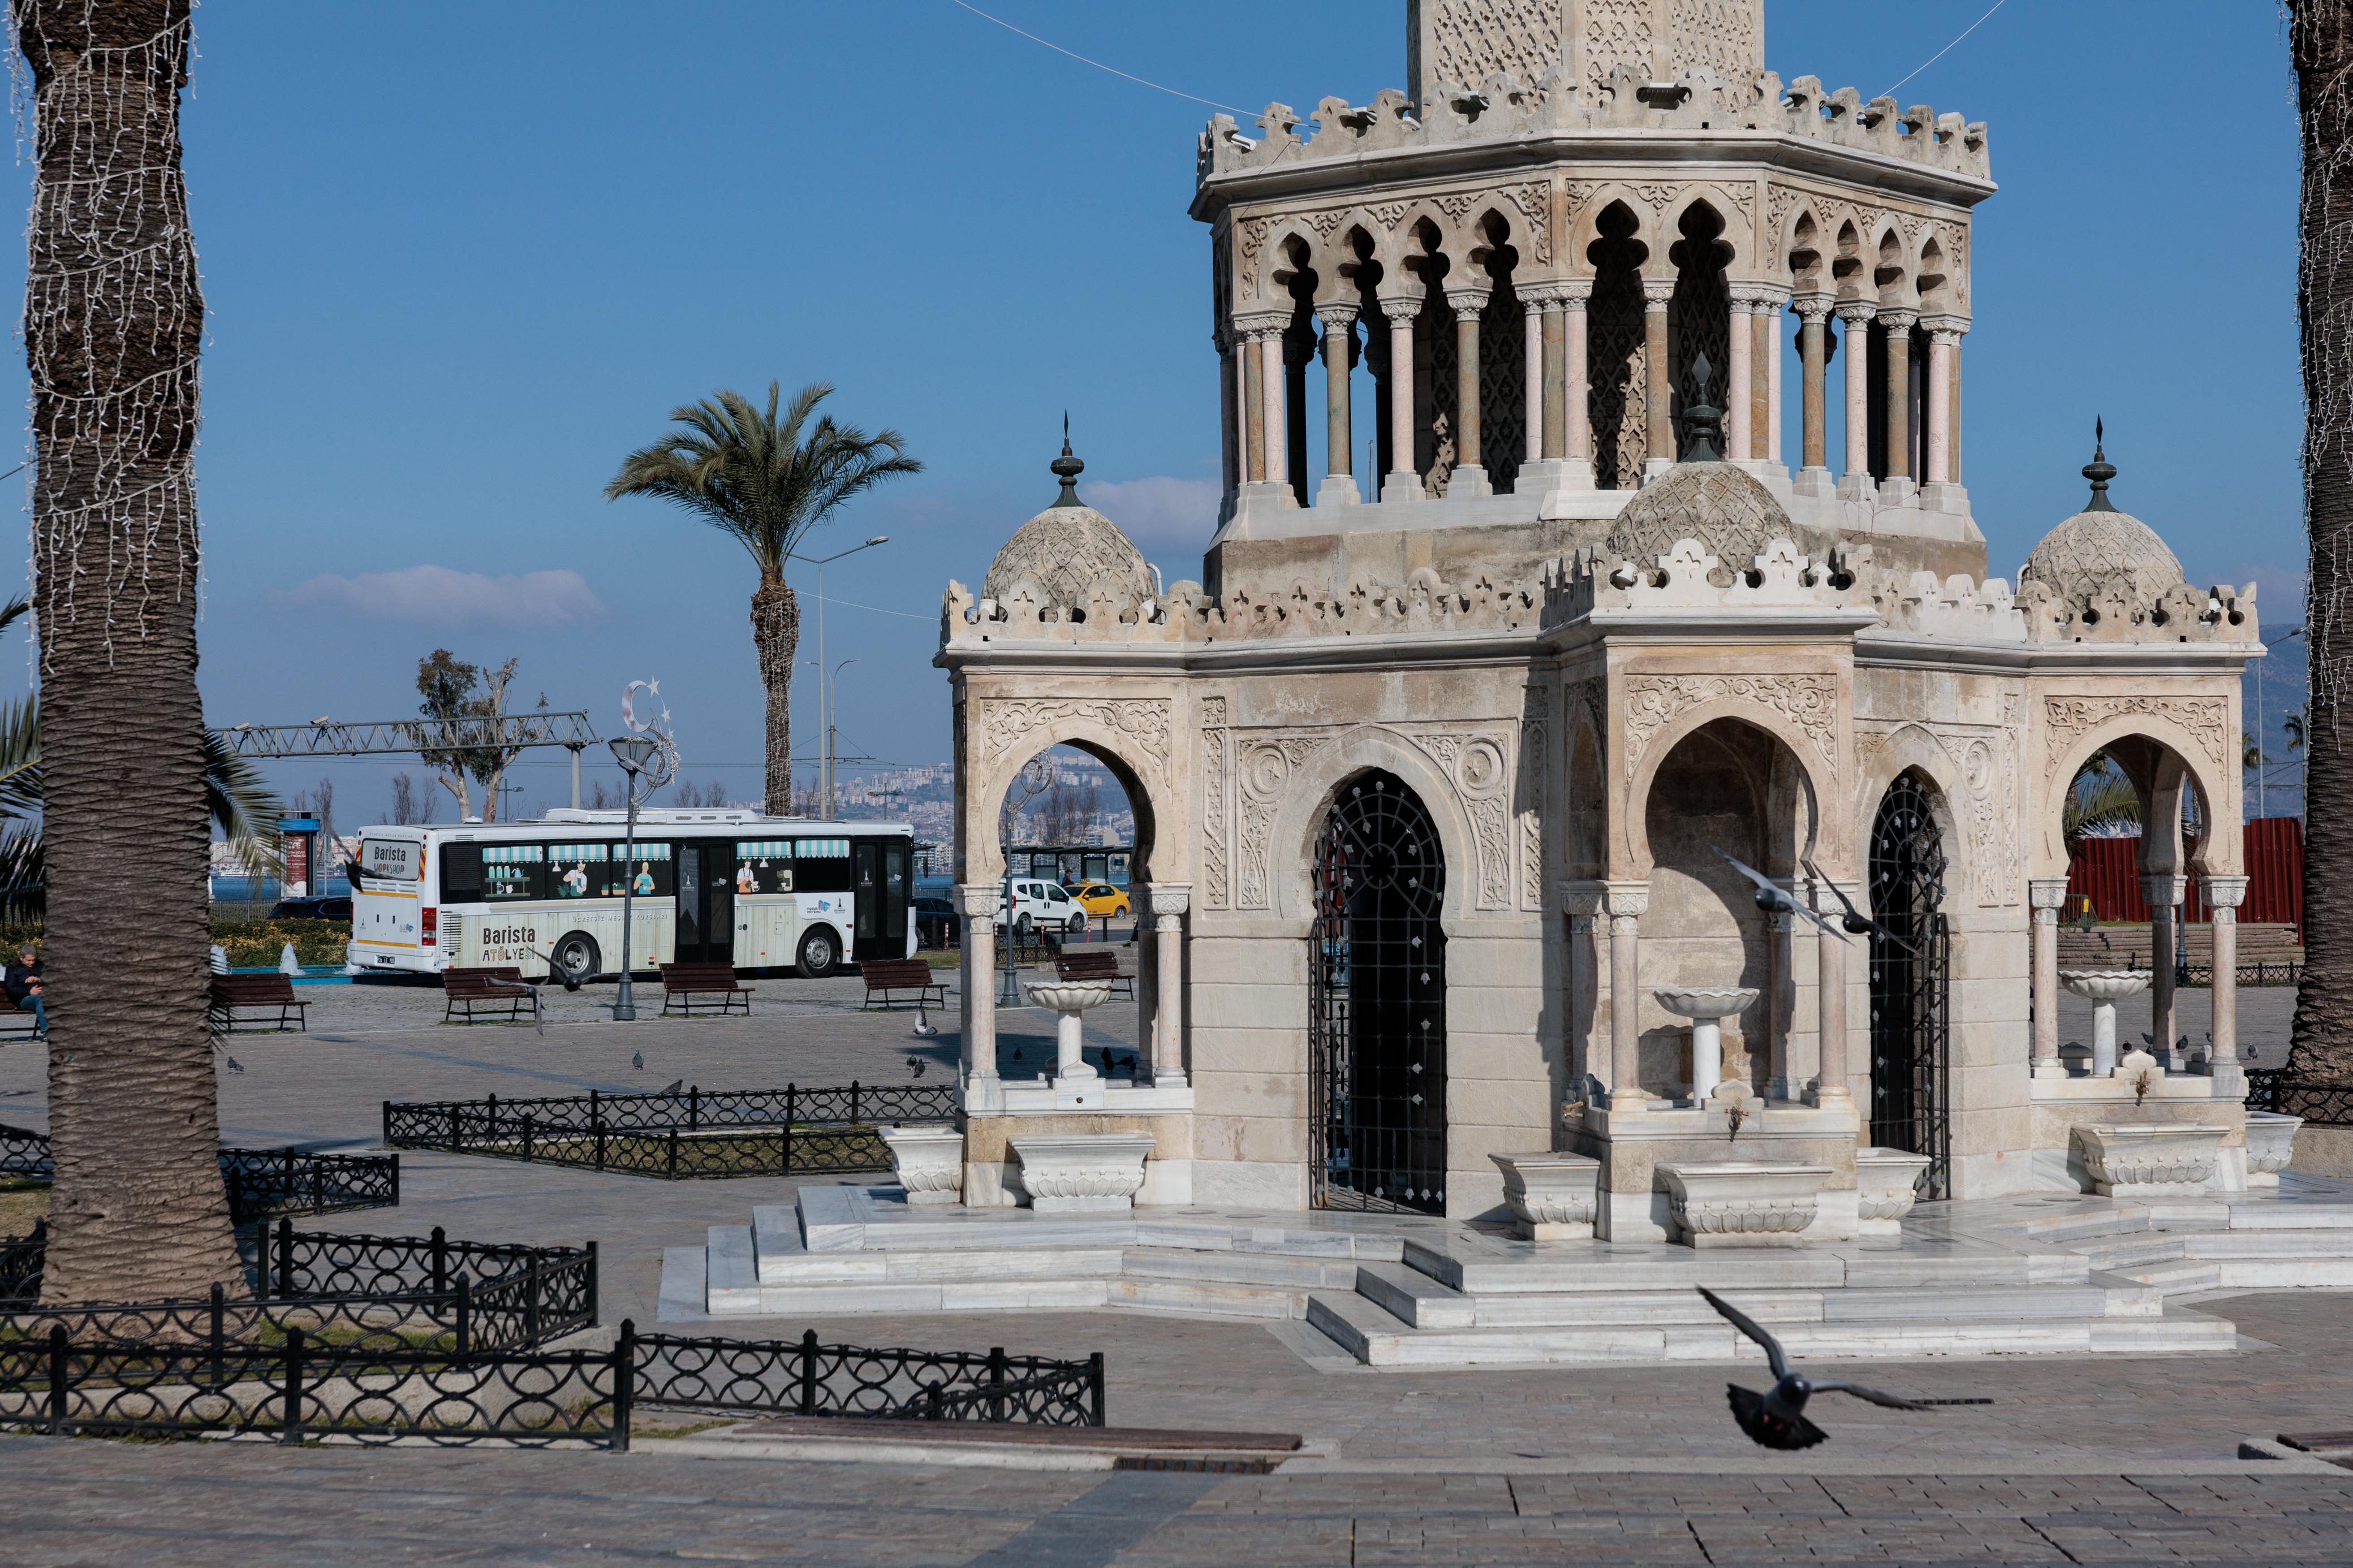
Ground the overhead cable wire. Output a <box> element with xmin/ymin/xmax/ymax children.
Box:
<box><xmin>1881</xmin><ymin>0</ymin><xmax>2009</xmax><ymax>100</ymax></box>
<box><xmin>943</xmin><ymin>0</ymin><xmax>1250</xmax><ymax>115</ymax></box>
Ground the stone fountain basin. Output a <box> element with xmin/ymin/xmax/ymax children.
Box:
<box><xmin>1652</xmin><ymin>987</ymin><xmax>1760</xmax><ymax>1021</ymax></box>
<box><xmin>1024</xmin><ymin>980</ymin><xmax>1116</xmax><ymax>1012</ymax></box>
<box><xmin>1656</xmin><ymin>1160</ymin><xmax>1830</xmax><ymax>1249</ymax></box>
<box><xmin>2245</xmin><ymin>1111</ymin><xmax>2304</xmax><ymax>1186</ymax></box>
<box><xmin>2071</xmin><ymin>1122</ymin><xmax>2226</xmax><ymax>1197</ymax></box>
<box><xmin>1489</xmin><ymin>1152</ymin><xmax>1600</xmax><ymax>1241</ymax></box>
<box><xmin>878</xmin><ymin>1124</ymin><xmax>966</xmax><ymax>1206</ymax></box>
<box><xmin>2058</xmin><ymin>970</ymin><xmax>2153</xmax><ymax>1003</ymax></box>
<box><xmin>1854</xmin><ymin>1147</ymin><xmax>1932</xmax><ymax>1236</ymax></box>
<box><xmin>1010</xmin><ymin>1133</ymin><xmax>1156</xmax><ymax>1213</ymax></box>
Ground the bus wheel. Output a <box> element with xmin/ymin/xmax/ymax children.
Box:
<box><xmin>552</xmin><ymin>932</ymin><xmax>600</xmax><ymax>988</ymax></box>
<box><xmin>796</xmin><ymin>926</ymin><xmax>839</xmax><ymax>979</ymax></box>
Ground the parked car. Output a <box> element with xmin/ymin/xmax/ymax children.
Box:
<box><xmin>268</xmin><ymin>895</ymin><xmax>352</xmax><ymax>922</ymax></box>
<box><xmin>913</xmin><ymin>895</ymin><xmax>961</xmax><ymax>951</ymax></box>
<box><xmin>1001</xmin><ymin>879</ymin><xmax>1085</xmax><ymax>935</ymax></box>
<box><xmin>1070</xmin><ymin>882</ymin><xmax>1131</xmax><ymax>921</ymax></box>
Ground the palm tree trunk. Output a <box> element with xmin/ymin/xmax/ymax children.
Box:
<box><xmin>2292</xmin><ymin>0</ymin><xmax>2353</xmax><ymax>1087</ymax></box>
<box><xmin>751</xmin><ymin>576</ymin><xmax>799</xmax><ymax>813</ymax></box>
<box><xmin>22</xmin><ymin>0</ymin><xmax>241</xmax><ymax>1301</ymax></box>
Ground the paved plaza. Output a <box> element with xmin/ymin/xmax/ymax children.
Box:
<box><xmin>0</xmin><ymin>977</ymin><xmax>2345</xmax><ymax>1565</ymax></box>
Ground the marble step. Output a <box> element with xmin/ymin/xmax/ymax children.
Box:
<box><xmin>1305</xmin><ymin>1289</ymin><xmax>2238</xmax><ymax>1368</ymax></box>
<box><xmin>2109</xmin><ymin>1258</ymin><xmax>2223</xmax><ymax>1293</ymax></box>
<box><xmin>1403</xmin><ymin>1239</ymin><xmax>2085</xmax><ymax>1296</ymax></box>
<box><xmin>792</xmin><ymin>1185</ymin><xmax>1420</xmax><ymax>1260</ymax></box>
<box><xmin>2183</xmin><ymin>1229</ymin><xmax>2353</xmax><ymax>1259</ymax></box>
<box><xmin>1105</xmin><ymin>1276</ymin><xmax>1308</xmax><ymax>1320</ymax></box>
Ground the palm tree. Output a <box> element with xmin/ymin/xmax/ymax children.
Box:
<box><xmin>2291</xmin><ymin>1</ymin><xmax>2353</xmax><ymax>1087</ymax></box>
<box><xmin>2062</xmin><ymin>753</ymin><xmax>2141</xmax><ymax>846</ymax></box>
<box><xmin>21</xmin><ymin>0</ymin><xmax>244</xmax><ymax>1301</ymax></box>
<box><xmin>606</xmin><ymin>383</ymin><xmax>921</xmax><ymax>812</ymax></box>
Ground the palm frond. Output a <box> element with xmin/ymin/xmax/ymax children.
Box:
<box><xmin>0</xmin><ymin>693</ymin><xmax>41</xmax><ymax>821</ymax></box>
<box><xmin>0</xmin><ymin>597</ymin><xmax>28</xmax><ymax>639</ymax></box>
<box><xmin>0</xmin><ymin>820</ymin><xmax>41</xmax><ymax>921</ymax></box>
<box><xmin>203</xmin><ymin>729</ymin><xmax>283</xmax><ymax>879</ymax></box>
<box><xmin>2064</xmin><ymin>762</ymin><xmax>2143</xmax><ymax>843</ymax></box>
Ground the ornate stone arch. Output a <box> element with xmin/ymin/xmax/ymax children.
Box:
<box><xmin>1268</xmin><ymin>725</ymin><xmax>1484</xmax><ymax>929</ymax></box>
<box><xmin>2036</xmin><ymin>701</ymin><xmax>2238</xmax><ymax>879</ymax></box>
<box><xmin>1568</xmin><ymin>184</ymin><xmax>1658</xmax><ymax>274</ymax></box>
<box><xmin>1618</xmin><ymin>686</ymin><xmax>1841</xmax><ymax>878</ymax></box>
<box><xmin>1257</xmin><ymin>223</ymin><xmax>1322</xmax><ymax>305</ymax></box>
<box><xmin>1855</xmin><ymin>725</ymin><xmax>1973</xmax><ymax>912</ymax></box>
<box><xmin>962</xmin><ymin>696</ymin><xmax>1180</xmax><ymax>884</ymax></box>
<box><xmin>1372</xmin><ymin>201</ymin><xmax>1468</xmax><ymax>287</ymax></box>
<box><xmin>1655</xmin><ymin>185</ymin><xmax>1752</xmax><ymax>275</ymax></box>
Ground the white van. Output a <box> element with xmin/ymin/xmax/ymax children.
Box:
<box><xmin>1001</xmin><ymin>878</ymin><xmax>1085</xmax><ymax>935</ymax></box>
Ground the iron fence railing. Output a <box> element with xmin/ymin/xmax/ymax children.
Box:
<box><xmin>2179</xmin><ymin>961</ymin><xmax>2304</xmax><ymax>988</ymax></box>
<box><xmin>2246</xmin><ymin>1068</ymin><xmax>2353</xmax><ymax>1128</ymax></box>
<box><xmin>380</xmin><ymin>1083</ymin><xmax>960</xmax><ymax>1180</ymax></box>
<box><xmin>0</xmin><ymin>1126</ymin><xmax>398</xmax><ymax>1226</ymax></box>
<box><xmin>0</xmin><ymin>1219</ymin><xmax>42</xmax><ymax>1303</ymax></box>
<box><xmin>0</xmin><ymin>1315</ymin><xmax>1103</xmax><ymax>1449</ymax></box>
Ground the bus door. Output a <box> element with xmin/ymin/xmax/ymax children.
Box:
<box><xmin>852</xmin><ymin>839</ymin><xmax>881</xmax><ymax>960</ymax></box>
<box><xmin>882</xmin><ymin>839</ymin><xmax>910</xmax><ymax>954</ymax></box>
<box><xmin>673</xmin><ymin>840</ymin><xmax>738</xmax><ymax>965</ymax></box>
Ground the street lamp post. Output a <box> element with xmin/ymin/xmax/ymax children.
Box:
<box><xmin>2253</xmin><ymin>625</ymin><xmax>2307</xmax><ymax>820</ymax></box>
<box><xmin>788</xmin><ymin>535</ymin><xmax>889</xmax><ymax>818</ymax></box>
<box><xmin>607</xmin><ymin>733</ymin><xmax>670</xmax><ymax>1021</ymax></box>
<box><xmin>826</xmin><ymin>657</ymin><xmax>858</xmax><ymax>817</ymax></box>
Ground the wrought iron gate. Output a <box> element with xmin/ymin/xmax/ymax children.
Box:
<box><xmin>1309</xmin><ymin>771</ymin><xmax>1447</xmax><ymax>1213</ymax></box>
<box><xmin>1867</xmin><ymin>772</ymin><xmax>1952</xmax><ymax>1198</ymax></box>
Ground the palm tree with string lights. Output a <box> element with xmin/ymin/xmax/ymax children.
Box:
<box><xmin>606</xmin><ymin>382</ymin><xmax>921</xmax><ymax>814</ymax></box>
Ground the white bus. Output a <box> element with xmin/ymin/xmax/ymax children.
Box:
<box><xmin>347</xmin><ymin>809</ymin><xmax>916</xmax><ymax>980</ymax></box>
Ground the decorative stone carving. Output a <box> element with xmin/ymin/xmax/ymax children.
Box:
<box><xmin>1518</xmin><ymin>687</ymin><xmax>1546</xmax><ymax>911</ymax></box>
<box><xmin>1603</xmin><ymin>462</ymin><xmax>1829</xmax><ymax>581</ymax></box>
<box><xmin>981</xmin><ymin>698</ymin><xmax>1173</xmax><ymax>782</ymax></box>
<box><xmin>1490</xmin><ymin>1152</ymin><xmax>1600</xmax><ymax>1239</ymax></box>
<box><xmin>2244</xmin><ymin>1111</ymin><xmax>2303</xmax><ymax>1187</ymax></box>
<box><xmin>2020</xmin><ymin>508</ymin><xmax>2184</xmax><ymax>608</ymax></box>
<box><xmin>1854</xmin><ymin>1147</ymin><xmax>1932</xmax><ymax>1236</ymax></box>
<box><xmin>2042</xmin><ymin>696</ymin><xmax>2231</xmax><ymax>779</ymax></box>
<box><xmin>1200</xmin><ymin>695</ymin><xmax>1230</xmax><ymax>910</ymax></box>
<box><xmin>1623</xmin><ymin>673</ymin><xmax>1837</xmax><ymax>781</ymax></box>
<box><xmin>2071</xmin><ymin>1124</ymin><xmax>2226</xmax><ymax>1198</ymax></box>
<box><xmin>878</xmin><ymin>1125</ymin><xmax>966</xmax><ymax>1207</ymax></box>
<box><xmin>1657</xmin><ymin>1161</ymin><xmax>1831</xmax><ymax>1249</ymax></box>
<box><xmin>1235</xmin><ymin>732</ymin><xmax>1327</xmax><ymax>910</ymax></box>
<box><xmin>1011</xmin><ymin>1134</ymin><xmax>1157</xmax><ymax>1213</ymax></box>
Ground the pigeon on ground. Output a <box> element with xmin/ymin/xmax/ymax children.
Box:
<box><xmin>906</xmin><ymin>1055</ymin><xmax>928</xmax><ymax>1079</ymax></box>
<box><xmin>224</xmin><ymin>1056</ymin><xmax>244</xmax><ymax>1074</ymax></box>
<box><xmin>1697</xmin><ymin>1286</ymin><xmax>1928</xmax><ymax>1449</ymax></box>
<box><xmin>1802</xmin><ymin>858</ymin><xmax>1918</xmax><ymax>954</ymax></box>
<box><xmin>632</xmin><ymin>1051</ymin><xmax>643</xmax><ymax>1071</ymax></box>
<box><xmin>663</xmin><ymin>1078</ymin><xmax>684</xmax><ymax>1095</ymax></box>
<box><xmin>1713</xmin><ymin>848</ymin><xmax>1851</xmax><ymax>944</ymax></box>
<box><xmin>910</xmin><ymin>1000</ymin><xmax>939</xmax><ymax>1039</ymax></box>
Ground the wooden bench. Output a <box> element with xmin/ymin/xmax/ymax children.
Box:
<box><xmin>442</xmin><ymin>966</ymin><xmax>537</xmax><ymax>1025</ymax></box>
<box><xmin>209</xmin><ymin>973</ymin><xmax>307</xmax><ymax>1034</ymax></box>
<box><xmin>659</xmin><ymin>962</ymin><xmax>751</xmax><ymax>1017</ymax></box>
<box><xmin>1053</xmin><ymin>948</ymin><xmax>1134</xmax><ymax>1000</ymax></box>
<box><xmin>860</xmin><ymin>958</ymin><xmax>948</xmax><ymax>1012</ymax></box>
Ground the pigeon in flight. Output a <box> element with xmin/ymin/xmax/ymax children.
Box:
<box><xmin>631</xmin><ymin>1051</ymin><xmax>643</xmax><ymax>1071</ymax></box>
<box><xmin>663</xmin><ymin>1078</ymin><xmax>685</xmax><ymax>1095</ymax></box>
<box><xmin>910</xmin><ymin>1000</ymin><xmax>939</xmax><ymax>1039</ymax></box>
<box><xmin>1713</xmin><ymin>848</ymin><xmax>1851</xmax><ymax>944</ymax></box>
<box><xmin>1802</xmin><ymin>859</ymin><xmax>1917</xmax><ymax>954</ymax></box>
<box><xmin>1697</xmin><ymin>1286</ymin><xmax>1928</xmax><ymax>1449</ymax></box>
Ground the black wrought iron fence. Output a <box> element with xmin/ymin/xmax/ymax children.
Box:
<box><xmin>2246</xmin><ymin>1068</ymin><xmax>2353</xmax><ymax>1128</ymax></box>
<box><xmin>0</xmin><ymin>1316</ymin><xmax>1104</xmax><ymax>1449</ymax></box>
<box><xmin>0</xmin><ymin>1126</ymin><xmax>398</xmax><ymax>1225</ymax></box>
<box><xmin>625</xmin><ymin>1327</ymin><xmax>1103</xmax><ymax>1426</ymax></box>
<box><xmin>380</xmin><ymin>1082</ymin><xmax>960</xmax><ymax>1180</ymax></box>
<box><xmin>0</xmin><ymin>1219</ymin><xmax>42</xmax><ymax>1304</ymax></box>
<box><xmin>2179</xmin><ymin>961</ymin><xmax>2304</xmax><ymax>988</ymax></box>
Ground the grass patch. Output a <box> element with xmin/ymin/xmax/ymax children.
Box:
<box><xmin>0</xmin><ymin>1185</ymin><xmax>48</xmax><ymax>1237</ymax></box>
<box><xmin>442</xmin><ymin>1125</ymin><xmax>890</xmax><ymax>1177</ymax></box>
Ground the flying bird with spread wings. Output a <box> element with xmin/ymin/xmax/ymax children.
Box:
<box><xmin>1697</xmin><ymin>1286</ymin><xmax>1929</xmax><ymax>1449</ymax></box>
<box><xmin>1802</xmin><ymin>858</ymin><xmax>1917</xmax><ymax>955</ymax></box>
<box><xmin>1711</xmin><ymin>847</ymin><xmax>1850</xmax><ymax>944</ymax></box>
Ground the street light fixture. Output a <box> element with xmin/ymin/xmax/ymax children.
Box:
<box><xmin>606</xmin><ymin>733</ymin><xmax>673</xmax><ymax>1021</ymax></box>
<box><xmin>787</xmin><ymin>535</ymin><xmax>890</xmax><ymax>818</ymax></box>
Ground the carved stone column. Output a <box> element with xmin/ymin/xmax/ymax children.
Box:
<box><xmin>1149</xmin><ymin>884</ymin><xmax>1191</xmax><ymax>1086</ymax></box>
<box><xmin>1808</xmin><ymin>879</ymin><xmax>1858</xmax><ymax>1113</ymax></box>
<box><xmin>2142</xmin><ymin>874</ymin><xmax>2188</xmax><ymax>1069</ymax></box>
<box><xmin>1564</xmin><ymin>284</ymin><xmax>1592</xmax><ymax>470</ymax></box>
<box><xmin>1241</xmin><ymin>323</ymin><xmax>1265</xmax><ymax>484</ymax></box>
<box><xmin>1604</xmin><ymin>882</ymin><xmax>1651</xmax><ymax>1111</ymax></box>
<box><xmin>1562</xmin><ymin>884</ymin><xmax>1605</xmax><ymax>1089</ymax></box>
<box><xmin>1641</xmin><ymin>278</ymin><xmax>1675</xmax><ymax>480</ymax></box>
<box><xmin>1756</xmin><ymin>285</ymin><xmax>1787</xmax><ymax>469</ymax></box>
<box><xmin>1523</xmin><ymin>295</ymin><xmax>1543</xmax><ymax>466</ymax></box>
<box><xmin>1259</xmin><ymin>325</ymin><xmax>1290</xmax><ymax>491</ymax></box>
<box><xmin>1793</xmin><ymin>295</ymin><xmax>1835</xmax><ymax>496</ymax></box>
<box><xmin>1378</xmin><ymin>296</ymin><xmax>1425</xmax><ymax>502</ymax></box>
<box><xmin>1835</xmin><ymin>300</ymin><xmax>1876</xmax><ymax>501</ymax></box>
<box><xmin>1878</xmin><ymin>306</ymin><xmax>1919</xmax><ymax>503</ymax></box>
<box><xmin>1446</xmin><ymin>288</ymin><xmax>1491</xmax><ymax>497</ymax></box>
<box><xmin>1723</xmin><ymin>291</ymin><xmax>1753</xmax><ymax>462</ymax></box>
<box><xmin>1217</xmin><ymin>330</ymin><xmax>1239</xmax><ymax>502</ymax></box>
<box><xmin>2205</xmin><ymin>875</ymin><xmax>2248</xmax><ymax>1094</ymax></box>
<box><xmin>1315</xmin><ymin>303</ymin><xmax>1360</xmax><ymax>507</ymax></box>
<box><xmin>956</xmin><ymin>883</ymin><xmax>1002</xmax><ymax>1109</ymax></box>
<box><xmin>2029</xmin><ymin>877</ymin><xmax>2068</xmax><ymax>1079</ymax></box>
<box><xmin>1923</xmin><ymin>314</ymin><xmax>1970</xmax><ymax>508</ymax></box>
<box><xmin>1525</xmin><ymin>282</ymin><xmax>1594</xmax><ymax>512</ymax></box>
<box><xmin>1766</xmin><ymin>901</ymin><xmax>1798</xmax><ymax>1100</ymax></box>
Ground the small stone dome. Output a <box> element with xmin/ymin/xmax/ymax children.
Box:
<box><xmin>981</xmin><ymin>429</ymin><xmax>1153</xmax><ymax>606</ymax></box>
<box><xmin>1603</xmin><ymin>462</ymin><xmax>1829</xmax><ymax>571</ymax></box>
<box><xmin>2018</xmin><ymin>427</ymin><xmax>2183</xmax><ymax>603</ymax></box>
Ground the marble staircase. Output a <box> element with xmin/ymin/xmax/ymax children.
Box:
<box><xmin>663</xmin><ymin>1178</ymin><xmax>2353</xmax><ymax>1370</ymax></box>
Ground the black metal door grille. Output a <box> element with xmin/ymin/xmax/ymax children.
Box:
<box><xmin>1309</xmin><ymin>771</ymin><xmax>1447</xmax><ymax>1213</ymax></box>
<box><xmin>1867</xmin><ymin>772</ymin><xmax>1952</xmax><ymax>1198</ymax></box>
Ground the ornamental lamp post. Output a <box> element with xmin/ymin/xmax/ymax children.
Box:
<box><xmin>609</xmin><ymin>733</ymin><xmax>663</xmax><ymax>1022</ymax></box>
<box><xmin>787</xmin><ymin>535</ymin><xmax>889</xmax><ymax>817</ymax></box>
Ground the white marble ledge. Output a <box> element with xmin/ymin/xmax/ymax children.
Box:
<box><xmin>993</xmin><ymin>1082</ymin><xmax>1195</xmax><ymax>1115</ymax></box>
<box><xmin>1581</xmin><ymin>1102</ymin><xmax>1861</xmax><ymax>1139</ymax></box>
<box><xmin>2029</xmin><ymin>1074</ymin><xmax>2237</xmax><ymax>1103</ymax></box>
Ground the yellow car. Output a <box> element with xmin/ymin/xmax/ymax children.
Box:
<box><xmin>1071</xmin><ymin>882</ymin><xmax>1131</xmax><ymax>919</ymax></box>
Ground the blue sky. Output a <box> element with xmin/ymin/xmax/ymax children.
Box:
<box><xmin>0</xmin><ymin>1</ymin><xmax>2304</xmax><ymax>823</ymax></box>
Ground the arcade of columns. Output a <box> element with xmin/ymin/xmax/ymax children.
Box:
<box><xmin>1219</xmin><ymin>249</ymin><xmax>1967</xmax><ymax>507</ymax></box>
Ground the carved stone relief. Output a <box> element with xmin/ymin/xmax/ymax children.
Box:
<box><xmin>1623</xmin><ymin>674</ymin><xmax>1838</xmax><ymax>783</ymax></box>
<box><xmin>1201</xmin><ymin>696</ymin><xmax>1230</xmax><ymax>910</ymax></box>
<box><xmin>979</xmin><ymin>698</ymin><xmax>1174</xmax><ymax>785</ymax></box>
<box><xmin>1518</xmin><ymin>688</ymin><xmax>1548</xmax><ymax>911</ymax></box>
<box><xmin>2042</xmin><ymin>695</ymin><xmax>2231</xmax><ymax>780</ymax></box>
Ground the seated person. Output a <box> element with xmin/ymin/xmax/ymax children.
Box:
<box><xmin>5</xmin><ymin>944</ymin><xmax>44</xmax><ymax>1040</ymax></box>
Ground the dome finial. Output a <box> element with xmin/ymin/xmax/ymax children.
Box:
<box><xmin>1049</xmin><ymin>411</ymin><xmax>1085</xmax><ymax>508</ymax></box>
<box><xmin>2082</xmin><ymin>417</ymin><xmax>2118</xmax><ymax>513</ymax></box>
<box><xmin>1679</xmin><ymin>352</ymin><xmax>1724</xmax><ymax>463</ymax></box>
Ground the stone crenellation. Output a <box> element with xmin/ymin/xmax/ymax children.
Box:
<box><xmin>1200</xmin><ymin>71</ymin><xmax>1990</xmax><ymax>185</ymax></box>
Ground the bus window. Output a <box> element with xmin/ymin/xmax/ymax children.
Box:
<box><xmin>622</xmin><ymin>843</ymin><xmax>675</xmax><ymax>898</ymax></box>
<box><xmin>484</xmin><ymin>844</ymin><xmax>545</xmax><ymax>901</ymax></box>
<box><xmin>441</xmin><ymin>844</ymin><xmax>486</xmax><ymax>904</ymax></box>
<box><xmin>549</xmin><ymin>842</ymin><xmax>613</xmax><ymax>898</ymax></box>
<box><xmin>794</xmin><ymin>837</ymin><xmax>852</xmax><ymax>894</ymax></box>
<box><xmin>735</xmin><ymin>840</ymin><xmax>796</xmax><ymax>894</ymax></box>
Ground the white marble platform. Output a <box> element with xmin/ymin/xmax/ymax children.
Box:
<box><xmin>663</xmin><ymin>1174</ymin><xmax>2353</xmax><ymax>1371</ymax></box>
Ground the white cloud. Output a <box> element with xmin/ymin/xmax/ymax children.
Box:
<box><xmin>281</xmin><ymin>565</ymin><xmax>606</xmax><ymax>629</ymax></box>
<box><xmin>1080</xmin><ymin>476</ymin><xmax>1221</xmax><ymax>550</ymax></box>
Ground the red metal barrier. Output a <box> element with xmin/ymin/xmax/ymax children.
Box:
<box><xmin>2064</xmin><ymin>818</ymin><xmax>2303</xmax><ymax>927</ymax></box>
